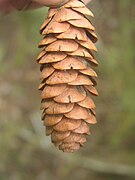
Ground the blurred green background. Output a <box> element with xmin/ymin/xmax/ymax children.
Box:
<box><xmin>0</xmin><ymin>0</ymin><xmax>135</xmax><ymax>179</ymax></box>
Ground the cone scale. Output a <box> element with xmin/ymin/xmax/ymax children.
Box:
<box><xmin>37</xmin><ymin>0</ymin><xmax>98</xmax><ymax>153</ymax></box>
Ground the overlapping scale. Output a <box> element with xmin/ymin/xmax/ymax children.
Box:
<box><xmin>37</xmin><ymin>0</ymin><xmax>98</xmax><ymax>153</ymax></box>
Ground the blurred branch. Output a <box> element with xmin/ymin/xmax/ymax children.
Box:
<box><xmin>66</xmin><ymin>155</ymin><xmax>135</xmax><ymax>177</ymax></box>
<box><xmin>18</xmin><ymin>127</ymin><xmax>135</xmax><ymax>178</ymax></box>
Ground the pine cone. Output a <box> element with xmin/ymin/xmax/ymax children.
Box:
<box><xmin>36</xmin><ymin>0</ymin><xmax>98</xmax><ymax>153</ymax></box>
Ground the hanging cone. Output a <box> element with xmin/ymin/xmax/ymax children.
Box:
<box><xmin>37</xmin><ymin>0</ymin><xmax>98</xmax><ymax>153</ymax></box>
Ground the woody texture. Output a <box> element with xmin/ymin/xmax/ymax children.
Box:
<box><xmin>36</xmin><ymin>0</ymin><xmax>98</xmax><ymax>153</ymax></box>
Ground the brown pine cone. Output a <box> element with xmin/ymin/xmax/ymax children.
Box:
<box><xmin>36</xmin><ymin>0</ymin><xmax>98</xmax><ymax>153</ymax></box>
